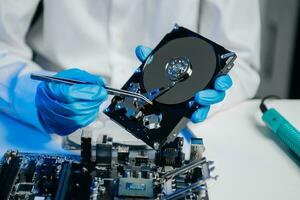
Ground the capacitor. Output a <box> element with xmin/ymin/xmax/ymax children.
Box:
<box><xmin>81</xmin><ymin>129</ymin><xmax>92</xmax><ymax>164</ymax></box>
<box><xmin>96</xmin><ymin>135</ymin><xmax>112</xmax><ymax>167</ymax></box>
<box><xmin>190</xmin><ymin>138</ymin><xmax>205</xmax><ymax>161</ymax></box>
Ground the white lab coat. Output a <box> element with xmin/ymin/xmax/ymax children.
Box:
<box><xmin>0</xmin><ymin>0</ymin><xmax>261</xmax><ymax>135</ymax></box>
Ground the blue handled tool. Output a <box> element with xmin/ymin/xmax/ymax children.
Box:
<box><xmin>260</xmin><ymin>96</ymin><xmax>300</xmax><ymax>157</ymax></box>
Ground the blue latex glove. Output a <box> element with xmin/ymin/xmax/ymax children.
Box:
<box><xmin>35</xmin><ymin>68</ymin><xmax>107</xmax><ymax>135</ymax></box>
<box><xmin>135</xmin><ymin>45</ymin><xmax>232</xmax><ymax>123</ymax></box>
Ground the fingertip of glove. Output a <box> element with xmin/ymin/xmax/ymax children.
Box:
<box><xmin>191</xmin><ymin>106</ymin><xmax>210</xmax><ymax>123</ymax></box>
<box><xmin>99</xmin><ymin>76</ymin><xmax>107</xmax><ymax>85</ymax></box>
<box><xmin>135</xmin><ymin>45</ymin><xmax>152</xmax><ymax>62</ymax></box>
<box><xmin>99</xmin><ymin>86</ymin><xmax>108</xmax><ymax>101</ymax></box>
<box><xmin>214</xmin><ymin>74</ymin><xmax>232</xmax><ymax>91</ymax></box>
<box><xmin>195</xmin><ymin>89</ymin><xmax>225</xmax><ymax>105</ymax></box>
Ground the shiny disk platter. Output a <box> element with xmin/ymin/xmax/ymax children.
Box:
<box><xmin>143</xmin><ymin>36</ymin><xmax>218</xmax><ymax>105</ymax></box>
<box><xmin>104</xmin><ymin>25</ymin><xmax>236</xmax><ymax>149</ymax></box>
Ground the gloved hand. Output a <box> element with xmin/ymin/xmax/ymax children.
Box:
<box><xmin>35</xmin><ymin>68</ymin><xmax>107</xmax><ymax>135</ymax></box>
<box><xmin>135</xmin><ymin>45</ymin><xmax>233</xmax><ymax>123</ymax></box>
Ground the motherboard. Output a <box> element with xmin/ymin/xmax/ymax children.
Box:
<box><xmin>0</xmin><ymin>133</ymin><xmax>216</xmax><ymax>200</ymax></box>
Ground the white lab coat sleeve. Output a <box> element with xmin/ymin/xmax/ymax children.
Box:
<box><xmin>200</xmin><ymin>0</ymin><xmax>261</xmax><ymax>113</ymax></box>
<box><xmin>0</xmin><ymin>0</ymin><xmax>48</xmax><ymax>131</ymax></box>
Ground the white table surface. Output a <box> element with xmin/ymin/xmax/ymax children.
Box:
<box><xmin>0</xmin><ymin>100</ymin><xmax>299</xmax><ymax>200</ymax></box>
<box><xmin>190</xmin><ymin>100</ymin><xmax>300</xmax><ymax>200</ymax></box>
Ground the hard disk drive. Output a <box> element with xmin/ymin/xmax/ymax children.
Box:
<box><xmin>104</xmin><ymin>25</ymin><xmax>237</xmax><ymax>149</ymax></box>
